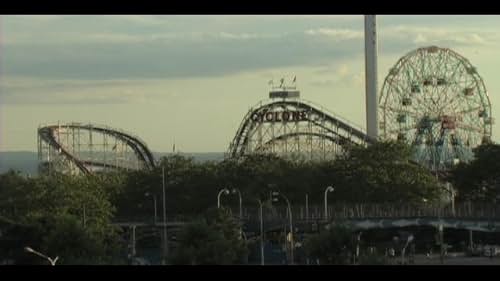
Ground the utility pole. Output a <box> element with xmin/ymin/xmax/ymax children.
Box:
<box><xmin>469</xmin><ymin>229</ymin><xmax>473</xmax><ymax>251</ymax></box>
<box><xmin>439</xmin><ymin>224</ymin><xmax>444</xmax><ymax>264</ymax></box>
<box><xmin>305</xmin><ymin>194</ymin><xmax>309</xmax><ymax>222</ymax></box>
<box><xmin>272</xmin><ymin>191</ymin><xmax>293</xmax><ymax>265</ymax></box>
<box><xmin>324</xmin><ymin>186</ymin><xmax>334</xmax><ymax>220</ymax></box>
<box><xmin>257</xmin><ymin>199</ymin><xmax>265</xmax><ymax>265</ymax></box>
<box><xmin>131</xmin><ymin>225</ymin><xmax>136</xmax><ymax>257</ymax></box>
<box><xmin>162</xmin><ymin>166</ymin><xmax>168</xmax><ymax>264</ymax></box>
<box><xmin>83</xmin><ymin>204</ymin><xmax>86</xmax><ymax>228</ymax></box>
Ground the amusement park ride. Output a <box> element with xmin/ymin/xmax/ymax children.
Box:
<box><xmin>37</xmin><ymin>16</ymin><xmax>493</xmax><ymax>176</ymax></box>
<box><xmin>38</xmin><ymin>123</ymin><xmax>156</xmax><ymax>175</ymax></box>
<box><xmin>379</xmin><ymin>46</ymin><xmax>492</xmax><ymax>172</ymax></box>
<box><xmin>227</xmin><ymin>77</ymin><xmax>371</xmax><ymax>161</ymax></box>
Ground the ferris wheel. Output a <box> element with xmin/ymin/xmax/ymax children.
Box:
<box><xmin>379</xmin><ymin>46</ymin><xmax>493</xmax><ymax>171</ymax></box>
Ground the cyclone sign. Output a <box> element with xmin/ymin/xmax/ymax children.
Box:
<box><xmin>251</xmin><ymin>111</ymin><xmax>308</xmax><ymax>123</ymax></box>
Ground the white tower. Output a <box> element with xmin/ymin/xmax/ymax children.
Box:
<box><xmin>364</xmin><ymin>15</ymin><xmax>378</xmax><ymax>140</ymax></box>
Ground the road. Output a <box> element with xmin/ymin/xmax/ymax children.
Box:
<box><xmin>411</xmin><ymin>253</ymin><xmax>499</xmax><ymax>265</ymax></box>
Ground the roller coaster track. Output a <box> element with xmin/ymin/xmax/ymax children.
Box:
<box><xmin>38</xmin><ymin>123</ymin><xmax>156</xmax><ymax>175</ymax></box>
<box><xmin>228</xmin><ymin>99</ymin><xmax>375</xmax><ymax>159</ymax></box>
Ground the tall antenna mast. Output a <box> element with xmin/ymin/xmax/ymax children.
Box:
<box><xmin>364</xmin><ymin>15</ymin><xmax>378</xmax><ymax>140</ymax></box>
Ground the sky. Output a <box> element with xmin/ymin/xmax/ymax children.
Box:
<box><xmin>1</xmin><ymin>15</ymin><xmax>500</xmax><ymax>153</ymax></box>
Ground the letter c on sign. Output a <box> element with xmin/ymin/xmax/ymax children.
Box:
<box><xmin>251</xmin><ymin>113</ymin><xmax>260</xmax><ymax>122</ymax></box>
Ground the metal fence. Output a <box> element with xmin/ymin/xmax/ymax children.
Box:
<box><xmin>113</xmin><ymin>203</ymin><xmax>500</xmax><ymax>225</ymax></box>
<box><xmin>240</xmin><ymin>203</ymin><xmax>500</xmax><ymax>222</ymax></box>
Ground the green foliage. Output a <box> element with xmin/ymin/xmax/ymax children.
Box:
<box><xmin>451</xmin><ymin>143</ymin><xmax>500</xmax><ymax>202</ymax></box>
<box><xmin>0</xmin><ymin>171</ymin><xmax>124</xmax><ymax>264</ymax></box>
<box><xmin>0</xmin><ymin>142</ymin><xmax>447</xmax><ymax>264</ymax></box>
<box><xmin>114</xmin><ymin>155</ymin><xmax>221</xmax><ymax>217</ymax></box>
<box><xmin>331</xmin><ymin>141</ymin><xmax>441</xmax><ymax>204</ymax></box>
<box><xmin>304</xmin><ymin>224</ymin><xmax>353</xmax><ymax>265</ymax></box>
<box><xmin>112</xmin><ymin>144</ymin><xmax>442</xmax><ymax>220</ymax></box>
<box><xmin>36</xmin><ymin>215</ymin><xmax>114</xmax><ymax>264</ymax></box>
<box><xmin>169</xmin><ymin>208</ymin><xmax>248</xmax><ymax>265</ymax></box>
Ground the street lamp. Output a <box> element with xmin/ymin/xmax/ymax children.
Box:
<box><xmin>82</xmin><ymin>204</ymin><xmax>86</xmax><ymax>228</ymax></box>
<box><xmin>324</xmin><ymin>186</ymin><xmax>335</xmax><ymax>220</ymax></box>
<box><xmin>257</xmin><ymin>199</ymin><xmax>265</xmax><ymax>266</ymax></box>
<box><xmin>145</xmin><ymin>192</ymin><xmax>158</xmax><ymax>224</ymax></box>
<box><xmin>232</xmin><ymin>188</ymin><xmax>243</xmax><ymax>219</ymax></box>
<box><xmin>355</xmin><ymin>231</ymin><xmax>362</xmax><ymax>264</ymax></box>
<box><xmin>272</xmin><ymin>191</ymin><xmax>294</xmax><ymax>265</ymax></box>
<box><xmin>401</xmin><ymin>234</ymin><xmax>414</xmax><ymax>265</ymax></box>
<box><xmin>161</xmin><ymin>166</ymin><xmax>168</xmax><ymax>264</ymax></box>
<box><xmin>217</xmin><ymin>188</ymin><xmax>230</xmax><ymax>208</ymax></box>
<box><xmin>443</xmin><ymin>182</ymin><xmax>456</xmax><ymax>216</ymax></box>
<box><xmin>24</xmin><ymin>247</ymin><xmax>58</xmax><ymax>265</ymax></box>
<box><xmin>438</xmin><ymin>224</ymin><xmax>444</xmax><ymax>264</ymax></box>
<box><xmin>305</xmin><ymin>193</ymin><xmax>309</xmax><ymax>221</ymax></box>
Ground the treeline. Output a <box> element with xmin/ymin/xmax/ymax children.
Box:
<box><xmin>0</xmin><ymin>172</ymin><xmax>123</xmax><ymax>264</ymax></box>
<box><xmin>1</xmin><ymin>141</ymin><xmax>499</xmax><ymax>264</ymax></box>
<box><xmin>114</xmin><ymin>141</ymin><xmax>443</xmax><ymax>219</ymax></box>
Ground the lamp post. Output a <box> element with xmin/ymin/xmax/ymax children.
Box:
<box><xmin>305</xmin><ymin>193</ymin><xmax>309</xmax><ymax>222</ymax></box>
<box><xmin>232</xmin><ymin>188</ymin><xmax>243</xmax><ymax>219</ymax></box>
<box><xmin>162</xmin><ymin>166</ymin><xmax>168</xmax><ymax>264</ymax></box>
<box><xmin>24</xmin><ymin>247</ymin><xmax>58</xmax><ymax>266</ymax></box>
<box><xmin>401</xmin><ymin>234</ymin><xmax>414</xmax><ymax>265</ymax></box>
<box><xmin>355</xmin><ymin>231</ymin><xmax>362</xmax><ymax>264</ymax></box>
<box><xmin>449</xmin><ymin>185</ymin><xmax>456</xmax><ymax>217</ymax></box>
<box><xmin>272</xmin><ymin>191</ymin><xmax>294</xmax><ymax>265</ymax></box>
<box><xmin>257</xmin><ymin>199</ymin><xmax>265</xmax><ymax>265</ymax></box>
<box><xmin>145</xmin><ymin>192</ymin><xmax>157</xmax><ymax>224</ymax></box>
<box><xmin>217</xmin><ymin>188</ymin><xmax>230</xmax><ymax>208</ymax></box>
<box><xmin>324</xmin><ymin>186</ymin><xmax>335</xmax><ymax>220</ymax></box>
<box><xmin>83</xmin><ymin>204</ymin><xmax>86</xmax><ymax>228</ymax></box>
<box><xmin>443</xmin><ymin>182</ymin><xmax>456</xmax><ymax>216</ymax></box>
<box><xmin>439</xmin><ymin>224</ymin><xmax>444</xmax><ymax>264</ymax></box>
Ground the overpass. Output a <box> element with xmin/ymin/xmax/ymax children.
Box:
<box><xmin>240</xmin><ymin>202</ymin><xmax>500</xmax><ymax>233</ymax></box>
<box><xmin>112</xmin><ymin>203</ymin><xmax>500</xmax><ymax>261</ymax></box>
<box><xmin>113</xmin><ymin>202</ymin><xmax>500</xmax><ymax>235</ymax></box>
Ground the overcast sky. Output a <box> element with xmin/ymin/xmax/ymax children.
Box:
<box><xmin>1</xmin><ymin>15</ymin><xmax>500</xmax><ymax>152</ymax></box>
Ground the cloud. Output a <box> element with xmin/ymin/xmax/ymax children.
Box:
<box><xmin>309</xmin><ymin>79</ymin><xmax>336</xmax><ymax>87</ymax></box>
<box><xmin>309</xmin><ymin>64</ymin><xmax>364</xmax><ymax>87</ymax></box>
<box><xmin>383</xmin><ymin>26</ymin><xmax>494</xmax><ymax>47</ymax></box>
<box><xmin>0</xmin><ymin>78</ymin><xmax>169</xmax><ymax>105</ymax></box>
<box><xmin>2</xmin><ymin>15</ymin><xmax>499</xmax><ymax>82</ymax></box>
<box><xmin>305</xmin><ymin>28</ymin><xmax>364</xmax><ymax>40</ymax></box>
<box><xmin>2</xmin><ymin>29</ymin><xmax>364</xmax><ymax>80</ymax></box>
<box><xmin>413</xmin><ymin>34</ymin><xmax>427</xmax><ymax>44</ymax></box>
<box><xmin>218</xmin><ymin>32</ymin><xmax>263</xmax><ymax>40</ymax></box>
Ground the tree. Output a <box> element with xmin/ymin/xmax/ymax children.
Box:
<box><xmin>37</xmin><ymin>214</ymin><xmax>119</xmax><ymax>265</ymax></box>
<box><xmin>0</xmin><ymin>171</ymin><xmax>124</xmax><ymax>264</ymax></box>
<box><xmin>304</xmin><ymin>224</ymin><xmax>353</xmax><ymax>265</ymax></box>
<box><xmin>450</xmin><ymin>143</ymin><xmax>500</xmax><ymax>202</ymax></box>
<box><xmin>169</xmin><ymin>208</ymin><xmax>248</xmax><ymax>265</ymax></box>
<box><xmin>330</xmin><ymin>141</ymin><xmax>442</xmax><ymax>204</ymax></box>
<box><xmin>204</xmin><ymin>207</ymin><xmax>248</xmax><ymax>262</ymax></box>
<box><xmin>114</xmin><ymin>155</ymin><xmax>222</xmax><ymax>217</ymax></box>
<box><xmin>169</xmin><ymin>221</ymin><xmax>235</xmax><ymax>265</ymax></box>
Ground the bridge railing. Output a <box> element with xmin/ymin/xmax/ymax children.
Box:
<box><xmin>112</xmin><ymin>203</ymin><xmax>500</xmax><ymax>226</ymax></box>
<box><xmin>113</xmin><ymin>214</ymin><xmax>196</xmax><ymax>224</ymax></box>
<box><xmin>240</xmin><ymin>202</ymin><xmax>500</xmax><ymax>222</ymax></box>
